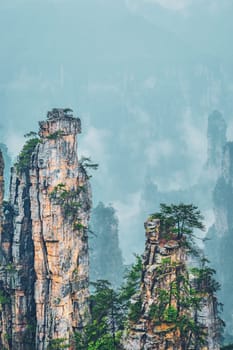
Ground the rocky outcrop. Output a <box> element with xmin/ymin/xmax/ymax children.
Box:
<box><xmin>206</xmin><ymin>142</ymin><xmax>233</xmax><ymax>341</ymax></box>
<box><xmin>0</xmin><ymin>143</ymin><xmax>11</xmax><ymax>198</ymax></box>
<box><xmin>0</xmin><ymin>109</ymin><xmax>91</xmax><ymax>350</ymax></box>
<box><xmin>89</xmin><ymin>202</ymin><xmax>124</xmax><ymax>288</ymax></box>
<box><xmin>205</xmin><ymin>110</ymin><xmax>227</xmax><ymax>179</ymax></box>
<box><xmin>0</xmin><ymin>150</ymin><xmax>4</xmax><ymax>233</ymax></box>
<box><xmin>124</xmin><ymin>217</ymin><xmax>220</xmax><ymax>350</ymax></box>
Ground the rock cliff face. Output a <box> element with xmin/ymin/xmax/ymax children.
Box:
<box><xmin>0</xmin><ymin>150</ymin><xmax>4</xmax><ymax>233</ymax></box>
<box><xmin>0</xmin><ymin>143</ymin><xmax>11</xmax><ymax>198</ymax></box>
<box><xmin>124</xmin><ymin>217</ymin><xmax>220</xmax><ymax>350</ymax></box>
<box><xmin>206</xmin><ymin>142</ymin><xmax>233</xmax><ymax>340</ymax></box>
<box><xmin>0</xmin><ymin>109</ymin><xmax>91</xmax><ymax>350</ymax></box>
<box><xmin>89</xmin><ymin>202</ymin><xmax>124</xmax><ymax>288</ymax></box>
<box><xmin>205</xmin><ymin>110</ymin><xmax>227</xmax><ymax>179</ymax></box>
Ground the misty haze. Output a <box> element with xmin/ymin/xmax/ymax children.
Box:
<box><xmin>0</xmin><ymin>0</ymin><xmax>233</xmax><ymax>349</ymax></box>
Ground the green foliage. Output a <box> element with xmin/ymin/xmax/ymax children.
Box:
<box><xmin>73</xmin><ymin>221</ymin><xmax>86</xmax><ymax>230</ymax></box>
<box><xmin>75</xmin><ymin>203</ymin><xmax>223</xmax><ymax>349</ymax></box>
<box><xmin>53</xmin><ymin>297</ymin><xmax>61</xmax><ymax>305</ymax></box>
<box><xmin>119</xmin><ymin>255</ymin><xmax>144</xmax><ymax>324</ymax></box>
<box><xmin>74</xmin><ymin>257</ymin><xmax>143</xmax><ymax>349</ymax></box>
<box><xmin>155</xmin><ymin>258</ymin><xmax>221</xmax><ymax>347</ymax></box>
<box><xmin>49</xmin><ymin>183</ymin><xmax>85</xmax><ymax>229</ymax></box>
<box><xmin>163</xmin><ymin>306</ymin><xmax>178</xmax><ymax>323</ymax></box>
<box><xmin>120</xmin><ymin>255</ymin><xmax>142</xmax><ymax>306</ymax></box>
<box><xmin>152</xmin><ymin>203</ymin><xmax>205</xmax><ymax>240</ymax></box>
<box><xmin>177</xmin><ymin>314</ymin><xmax>207</xmax><ymax>347</ymax></box>
<box><xmin>75</xmin><ymin>203</ymin><xmax>222</xmax><ymax>349</ymax></box>
<box><xmin>74</xmin><ymin>331</ymin><xmax>123</xmax><ymax>350</ymax></box>
<box><xmin>24</xmin><ymin>131</ymin><xmax>38</xmax><ymax>138</ymax></box>
<box><xmin>73</xmin><ymin>332</ymin><xmax>86</xmax><ymax>350</ymax></box>
<box><xmin>0</xmin><ymin>291</ymin><xmax>10</xmax><ymax>305</ymax></box>
<box><xmin>147</xmin><ymin>204</ymin><xmax>224</xmax><ymax>347</ymax></box>
<box><xmin>190</xmin><ymin>263</ymin><xmax>220</xmax><ymax>294</ymax></box>
<box><xmin>50</xmin><ymin>183</ymin><xmax>82</xmax><ymax>212</ymax></box>
<box><xmin>76</xmin><ymin>280</ymin><xmax>124</xmax><ymax>350</ymax></box>
<box><xmin>148</xmin><ymin>289</ymin><xmax>170</xmax><ymax>322</ymax></box>
<box><xmin>161</xmin><ymin>257</ymin><xmax>171</xmax><ymax>265</ymax></box>
<box><xmin>26</xmin><ymin>322</ymin><xmax>36</xmax><ymax>332</ymax></box>
<box><xmin>148</xmin><ymin>304</ymin><xmax>160</xmax><ymax>321</ymax></box>
<box><xmin>15</xmin><ymin>137</ymin><xmax>41</xmax><ymax>173</ymax></box>
<box><xmin>128</xmin><ymin>300</ymin><xmax>142</xmax><ymax>322</ymax></box>
<box><xmin>87</xmin><ymin>332</ymin><xmax>122</xmax><ymax>350</ymax></box>
<box><xmin>79</xmin><ymin>157</ymin><xmax>99</xmax><ymax>179</ymax></box>
<box><xmin>47</xmin><ymin>338</ymin><xmax>69</xmax><ymax>350</ymax></box>
<box><xmin>3</xmin><ymin>333</ymin><xmax>11</xmax><ymax>341</ymax></box>
<box><xmin>46</xmin><ymin>130</ymin><xmax>64</xmax><ymax>140</ymax></box>
<box><xmin>80</xmin><ymin>157</ymin><xmax>99</xmax><ymax>170</ymax></box>
<box><xmin>5</xmin><ymin>263</ymin><xmax>16</xmax><ymax>273</ymax></box>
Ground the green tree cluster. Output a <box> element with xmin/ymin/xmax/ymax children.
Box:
<box><xmin>75</xmin><ymin>280</ymin><xmax>124</xmax><ymax>350</ymax></box>
<box><xmin>15</xmin><ymin>134</ymin><xmax>41</xmax><ymax>174</ymax></box>
<box><xmin>152</xmin><ymin>203</ymin><xmax>205</xmax><ymax>239</ymax></box>
<box><xmin>49</xmin><ymin>183</ymin><xmax>87</xmax><ymax>230</ymax></box>
<box><xmin>148</xmin><ymin>204</ymin><xmax>224</xmax><ymax>349</ymax></box>
<box><xmin>73</xmin><ymin>255</ymin><xmax>143</xmax><ymax>349</ymax></box>
<box><xmin>48</xmin><ymin>203</ymin><xmax>224</xmax><ymax>350</ymax></box>
<box><xmin>47</xmin><ymin>338</ymin><xmax>69</xmax><ymax>350</ymax></box>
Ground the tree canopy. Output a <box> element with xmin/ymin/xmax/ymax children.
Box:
<box><xmin>152</xmin><ymin>203</ymin><xmax>205</xmax><ymax>239</ymax></box>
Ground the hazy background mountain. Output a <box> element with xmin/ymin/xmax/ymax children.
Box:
<box><xmin>1</xmin><ymin>0</ymin><xmax>233</xmax><ymax>261</ymax></box>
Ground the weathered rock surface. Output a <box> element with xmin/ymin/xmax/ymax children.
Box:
<box><xmin>206</xmin><ymin>141</ymin><xmax>233</xmax><ymax>340</ymax></box>
<box><xmin>0</xmin><ymin>109</ymin><xmax>91</xmax><ymax>350</ymax></box>
<box><xmin>0</xmin><ymin>150</ymin><xmax>4</xmax><ymax>233</ymax></box>
<box><xmin>89</xmin><ymin>202</ymin><xmax>124</xmax><ymax>288</ymax></box>
<box><xmin>0</xmin><ymin>143</ymin><xmax>11</xmax><ymax>198</ymax></box>
<box><xmin>124</xmin><ymin>217</ymin><xmax>220</xmax><ymax>350</ymax></box>
<box><xmin>205</xmin><ymin>110</ymin><xmax>227</xmax><ymax>179</ymax></box>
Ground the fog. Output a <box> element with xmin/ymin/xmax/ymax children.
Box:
<box><xmin>1</xmin><ymin>0</ymin><xmax>233</xmax><ymax>261</ymax></box>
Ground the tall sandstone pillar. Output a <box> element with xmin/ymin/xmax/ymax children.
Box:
<box><xmin>123</xmin><ymin>217</ymin><xmax>220</xmax><ymax>350</ymax></box>
<box><xmin>0</xmin><ymin>109</ymin><xmax>91</xmax><ymax>350</ymax></box>
<box><xmin>0</xmin><ymin>150</ymin><xmax>4</xmax><ymax>234</ymax></box>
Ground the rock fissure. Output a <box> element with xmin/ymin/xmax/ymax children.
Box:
<box><xmin>0</xmin><ymin>109</ymin><xmax>91</xmax><ymax>350</ymax></box>
<box><xmin>35</xmin><ymin>163</ymin><xmax>52</xmax><ymax>350</ymax></box>
<box><xmin>123</xmin><ymin>215</ymin><xmax>221</xmax><ymax>350</ymax></box>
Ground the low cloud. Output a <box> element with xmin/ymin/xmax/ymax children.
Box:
<box><xmin>125</xmin><ymin>0</ymin><xmax>231</xmax><ymax>15</ymax></box>
<box><xmin>125</xmin><ymin>0</ymin><xmax>192</xmax><ymax>12</ymax></box>
<box><xmin>181</xmin><ymin>108</ymin><xmax>207</xmax><ymax>182</ymax></box>
<box><xmin>145</xmin><ymin>139</ymin><xmax>173</xmax><ymax>167</ymax></box>
<box><xmin>113</xmin><ymin>191</ymin><xmax>143</xmax><ymax>262</ymax></box>
<box><xmin>4</xmin><ymin>131</ymin><xmax>24</xmax><ymax>159</ymax></box>
<box><xmin>144</xmin><ymin>0</ymin><xmax>192</xmax><ymax>11</ymax></box>
<box><xmin>79</xmin><ymin>124</ymin><xmax>112</xmax><ymax>200</ymax></box>
<box><xmin>79</xmin><ymin>126</ymin><xmax>109</xmax><ymax>162</ymax></box>
<box><xmin>87</xmin><ymin>82</ymin><xmax>120</xmax><ymax>95</ymax></box>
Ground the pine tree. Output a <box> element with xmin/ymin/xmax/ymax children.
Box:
<box><xmin>75</xmin><ymin>280</ymin><xmax>124</xmax><ymax>350</ymax></box>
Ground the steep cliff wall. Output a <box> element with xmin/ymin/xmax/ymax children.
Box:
<box><xmin>89</xmin><ymin>202</ymin><xmax>124</xmax><ymax>288</ymax></box>
<box><xmin>206</xmin><ymin>142</ymin><xmax>233</xmax><ymax>341</ymax></box>
<box><xmin>0</xmin><ymin>109</ymin><xmax>91</xmax><ymax>350</ymax></box>
<box><xmin>0</xmin><ymin>144</ymin><xmax>11</xmax><ymax>199</ymax></box>
<box><xmin>205</xmin><ymin>110</ymin><xmax>227</xmax><ymax>179</ymax></box>
<box><xmin>0</xmin><ymin>150</ymin><xmax>4</xmax><ymax>233</ymax></box>
<box><xmin>124</xmin><ymin>217</ymin><xmax>220</xmax><ymax>350</ymax></box>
